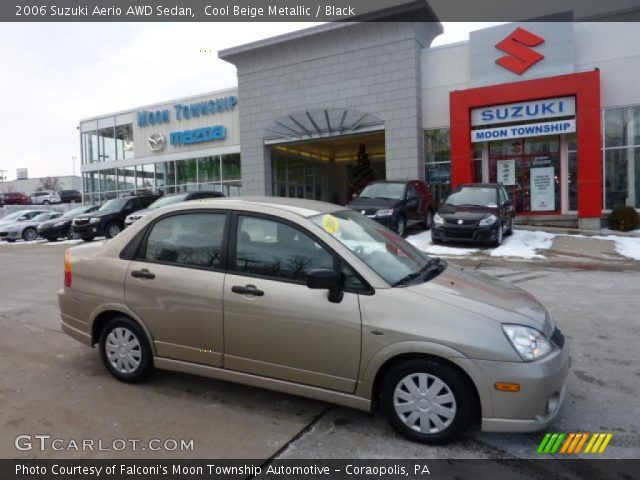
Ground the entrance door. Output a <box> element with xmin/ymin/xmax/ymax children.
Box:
<box><xmin>489</xmin><ymin>136</ymin><xmax>561</xmax><ymax>214</ymax></box>
<box><xmin>223</xmin><ymin>213</ymin><xmax>362</xmax><ymax>393</ymax></box>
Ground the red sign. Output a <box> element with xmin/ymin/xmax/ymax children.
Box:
<box><xmin>495</xmin><ymin>27</ymin><xmax>545</xmax><ymax>75</ymax></box>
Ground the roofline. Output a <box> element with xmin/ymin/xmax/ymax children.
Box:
<box><xmin>219</xmin><ymin>1</ymin><xmax>441</xmax><ymax>60</ymax></box>
<box><xmin>79</xmin><ymin>86</ymin><xmax>239</xmax><ymax>124</ymax></box>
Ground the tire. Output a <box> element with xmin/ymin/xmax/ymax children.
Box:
<box><xmin>43</xmin><ymin>200</ymin><xmax>50</xmax><ymax>205</ymax></box>
<box><xmin>80</xmin><ymin>234</ymin><xmax>95</xmax><ymax>242</ymax></box>
<box><xmin>66</xmin><ymin>228</ymin><xmax>79</xmax><ymax>241</ymax></box>
<box><xmin>44</xmin><ymin>236</ymin><xmax>58</xmax><ymax>242</ymax></box>
<box><xmin>431</xmin><ymin>236</ymin><xmax>444</xmax><ymax>245</ymax></box>
<box><xmin>395</xmin><ymin>215</ymin><xmax>407</xmax><ymax>237</ymax></box>
<box><xmin>491</xmin><ymin>224</ymin><xmax>504</xmax><ymax>247</ymax></box>
<box><xmin>22</xmin><ymin>227</ymin><xmax>38</xmax><ymax>242</ymax></box>
<box><xmin>99</xmin><ymin>317</ymin><xmax>153</xmax><ymax>383</ymax></box>
<box><xmin>423</xmin><ymin>210</ymin><xmax>433</xmax><ymax>231</ymax></box>
<box><xmin>505</xmin><ymin>217</ymin><xmax>514</xmax><ymax>236</ymax></box>
<box><xmin>380</xmin><ymin>359</ymin><xmax>473</xmax><ymax>444</ymax></box>
<box><xmin>105</xmin><ymin>222</ymin><xmax>121</xmax><ymax>239</ymax></box>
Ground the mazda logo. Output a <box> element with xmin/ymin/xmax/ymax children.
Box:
<box><xmin>148</xmin><ymin>133</ymin><xmax>166</xmax><ymax>152</ymax></box>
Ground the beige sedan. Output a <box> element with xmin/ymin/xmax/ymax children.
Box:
<box><xmin>59</xmin><ymin>197</ymin><xmax>570</xmax><ymax>443</ymax></box>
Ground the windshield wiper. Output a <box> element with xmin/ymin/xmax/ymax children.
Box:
<box><xmin>392</xmin><ymin>258</ymin><xmax>446</xmax><ymax>287</ymax></box>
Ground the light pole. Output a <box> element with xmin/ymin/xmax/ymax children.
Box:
<box><xmin>71</xmin><ymin>156</ymin><xmax>77</xmax><ymax>176</ymax></box>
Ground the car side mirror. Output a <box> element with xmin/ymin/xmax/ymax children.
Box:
<box><xmin>306</xmin><ymin>268</ymin><xmax>343</xmax><ymax>303</ymax></box>
<box><xmin>504</xmin><ymin>199</ymin><xmax>513</xmax><ymax>207</ymax></box>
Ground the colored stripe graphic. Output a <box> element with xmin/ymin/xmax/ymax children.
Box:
<box><xmin>538</xmin><ymin>432</ymin><xmax>612</xmax><ymax>454</ymax></box>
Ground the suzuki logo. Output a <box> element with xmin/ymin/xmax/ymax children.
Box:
<box><xmin>495</xmin><ymin>27</ymin><xmax>545</xmax><ymax>75</ymax></box>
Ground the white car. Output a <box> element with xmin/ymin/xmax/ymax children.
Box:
<box><xmin>30</xmin><ymin>191</ymin><xmax>61</xmax><ymax>205</ymax></box>
<box><xmin>0</xmin><ymin>211</ymin><xmax>63</xmax><ymax>242</ymax></box>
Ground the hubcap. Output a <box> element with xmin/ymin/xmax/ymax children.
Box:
<box><xmin>393</xmin><ymin>373</ymin><xmax>457</xmax><ymax>434</ymax></box>
<box><xmin>105</xmin><ymin>327</ymin><xmax>142</xmax><ymax>374</ymax></box>
<box><xmin>108</xmin><ymin>224</ymin><xmax>120</xmax><ymax>237</ymax></box>
<box><xmin>25</xmin><ymin>229</ymin><xmax>37</xmax><ymax>241</ymax></box>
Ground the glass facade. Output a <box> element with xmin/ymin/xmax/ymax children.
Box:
<box><xmin>82</xmin><ymin>122</ymin><xmax>134</xmax><ymax>165</ymax></box>
<box><xmin>83</xmin><ymin>154</ymin><xmax>241</xmax><ymax>203</ymax></box>
<box><xmin>271</xmin><ymin>154</ymin><xmax>327</xmax><ymax>201</ymax></box>
<box><xmin>603</xmin><ymin>105</ymin><xmax>640</xmax><ymax>210</ymax></box>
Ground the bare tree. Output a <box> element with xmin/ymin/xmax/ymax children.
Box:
<box><xmin>40</xmin><ymin>176</ymin><xmax>61</xmax><ymax>191</ymax></box>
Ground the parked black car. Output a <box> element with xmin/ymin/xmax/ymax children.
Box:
<box><xmin>124</xmin><ymin>190</ymin><xmax>225</xmax><ymax>227</ymax></box>
<box><xmin>72</xmin><ymin>195</ymin><xmax>160</xmax><ymax>241</ymax></box>
<box><xmin>431</xmin><ymin>183</ymin><xmax>515</xmax><ymax>247</ymax></box>
<box><xmin>37</xmin><ymin>205</ymin><xmax>99</xmax><ymax>241</ymax></box>
<box><xmin>346</xmin><ymin>180</ymin><xmax>436</xmax><ymax>237</ymax></box>
<box><xmin>59</xmin><ymin>190</ymin><xmax>83</xmax><ymax>203</ymax></box>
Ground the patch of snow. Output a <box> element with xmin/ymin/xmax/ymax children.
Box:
<box><xmin>406</xmin><ymin>231</ymin><xmax>481</xmax><ymax>256</ymax></box>
<box><xmin>0</xmin><ymin>239</ymin><xmax>46</xmax><ymax>246</ymax></box>
<box><xmin>43</xmin><ymin>239</ymin><xmax>84</xmax><ymax>246</ymax></box>
<box><xmin>592</xmin><ymin>235</ymin><xmax>640</xmax><ymax>261</ymax></box>
<box><xmin>490</xmin><ymin>230</ymin><xmax>556</xmax><ymax>259</ymax></box>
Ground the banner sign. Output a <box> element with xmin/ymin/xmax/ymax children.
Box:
<box><xmin>471</xmin><ymin>119</ymin><xmax>576</xmax><ymax>143</ymax></box>
<box><xmin>471</xmin><ymin>97</ymin><xmax>575</xmax><ymax>126</ymax></box>
<box><xmin>496</xmin><ymin>160</ymin><xmax>516</xmax><ymax>185</ymax></box>
<box><xmin>530</xmin><ymin>166</ymin><xmax>556</xmax><ymax>211</ymax></box>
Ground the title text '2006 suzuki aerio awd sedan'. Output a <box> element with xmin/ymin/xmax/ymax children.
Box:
<box><xmin>59</xmin><ymin>197</ymin><xmax>570</xmax><ymax>443</ymax></box>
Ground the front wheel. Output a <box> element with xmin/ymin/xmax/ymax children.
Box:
<box><xmin>43</xmin><ymin>200</ymin><xmax>50</xmax><ymax>205</ymax></box>
<box><xmin>380</xmin><ymin>359</ymin><xmax>473</xmax><ymax>444</ymax></box>
<box><xmin>66</xmin><ymin>228</ymin><xmax>79</xmax><ymax>240</ymax></box>
<box><xmin>105</xmin><ymin>222</ymin><xmax>121</xmax><ymax>239</ymax></box>
<box><xmin>505</xmin><ymin>217</ymin><xmax>514</xmax><ymax>236</ymax></box>
<box><xmin>99</xmin><ymin>317</ymin><xmax>153</xmax><ymax>382</ymax></box>
<box><xmin>395</xmin><ymin>215</ymin><xmax>407</xmax><ymax>237</ymax></box>
<box><xmin>491</xmin><ymin>224</ymin><xmax>504</xmax><ymax>247</ymax></box>
<box><xmin>22</xmin><ymin>227</ymin><xmax>38</xmax><ymax>242</ymax></box>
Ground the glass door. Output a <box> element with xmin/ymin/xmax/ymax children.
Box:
<box><xmin>489</xmin><ymin>135</ymin><xmax>561</xmax><ymax>214</ymax></box>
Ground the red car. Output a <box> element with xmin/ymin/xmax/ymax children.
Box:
<box><xmin>3</xmin><ymin>192</ymin><xmax>31</xmax><ymax>205</ymax></box>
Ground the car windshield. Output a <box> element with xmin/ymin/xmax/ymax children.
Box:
<box><xmin>62</xmin><ymin>206</ymin><xmax>90</xmax><ymax>218</ymax></box>
<box><xmin>358</xmin><ymin>183</ymin><xmax>405</xmax><ymax>200</ymax></box>
<box><xmin>445</xmin><ymin>187</ymin><xmax>498</xmax><ymax>207</ymax></box>
<box><xmin>148</xmin><ymin>194</ymin><xmax>187</xmax><ymax>209</ymax></box>
<box><xmin>311</xmin><ymin>210</ymin><xmax>442</xmax><ymax>286</ymax></box>
<box><xmin>32</xmin><ymin>213</ymin><xmax>50</xmax><ymax>222</ymax></box>
<box><xmin>98</xmin><ymin>198</ymin><xmax>128</xmax><ymax>212</ymax></box>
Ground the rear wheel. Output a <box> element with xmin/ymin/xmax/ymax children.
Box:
<box><xmin>380</xmin><ymin>359</ymin><xmax>473</xmax><ymax>444</ymax></box>
<box><xmin>395</xmin><ymin>215</ymin><xmax>407</xmax><ymax>237</ymax></box>
<box><xmin>22</xmin><ymin>227</ymin><xmax>38</xmax><ymax>242</ymax></box>
<box><xmin>105</xmin><ymin>222</ymin><xmax>121</xmax><ymax>239</ymax></box>
<box><xmin>99</xmin><ymin>317</ymin><xmax>153</xmax><ymax>382</ymax></box>
<box><xmin>66</xmin><ymin>228</ymin><xmax>78</xmax><ymax>240</ymax></box>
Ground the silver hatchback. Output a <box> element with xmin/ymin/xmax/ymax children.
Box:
<box><xmin>59</xmin><ymin>197</ymin><xmax>570</xmax><ymax>443</ymax></box>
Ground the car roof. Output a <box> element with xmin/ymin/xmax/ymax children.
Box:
<box><xmin>171</xmin><ymin>196</ymin><xmax>347</xmax><ymax>218</ymax></box>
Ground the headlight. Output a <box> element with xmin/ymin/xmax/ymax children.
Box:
<box><xmin>479</xmin><ymin>214</ymin><xmax>497</xmax><ymax>226</ymax></box>
<box><xmin>89</xmin><ymin>217</ymin><xmax>100</xmax><ymax>224</ymax></box>
<box><xmin>502</xmin><ymin>324</ymin><xmax>553</xmax><ymax>362</ymax></box>
<box><xmin>375</xmin><ymin>209</ymin><xmax>394</xmax><ymax>217</ymax></box>
<box><xmin>433</xmin><ymin>213</ymin><xmax>444</xmax><ymax>225</ymax></box>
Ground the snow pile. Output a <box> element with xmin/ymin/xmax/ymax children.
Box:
<box><xmin>407</xmin><ymin>231</ymin><xmax>481</xmax><ymax>256</ymax></box>
<box><xmin>594</xmin><ymin>235</ymin><xmax>640</xmax><ymax>261</ymax></box>
<box><xmin>490</xmin><ymin>230</ymin><xmax>556</xmax><ymax>259</ymax></box>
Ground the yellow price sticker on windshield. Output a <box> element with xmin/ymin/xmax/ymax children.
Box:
<box><xmin>322</xmin><ymin>215</ymin><xmax>341</xmax><ymax>235</ymax></box>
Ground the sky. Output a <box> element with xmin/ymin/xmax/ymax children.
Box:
<box><xmin>0</xmin><ymin>22</ymin><xmax>500</xmax><ymax>181</ymax></box>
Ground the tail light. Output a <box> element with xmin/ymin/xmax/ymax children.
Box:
<box><xmin>64</xmin><ymin>250</ymin><xmax>72</xmax><ymax>288</ymax></box>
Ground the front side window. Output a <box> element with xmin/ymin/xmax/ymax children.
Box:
<box><xmin>143</xmin><ymin>213</ymin><xmax>226</xmax><ymax>268</ymax></box>
<box><xmin>234</xmin><ymin>216</ymin><xmax>333</xmax><ymax>282</ymax></box>
<box><xmin>311</xmin><ymin>210</ymin><xmax>431</xmax><ymax>286</ymax></box>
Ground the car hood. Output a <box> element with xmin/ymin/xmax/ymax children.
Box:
<box><xmin>347</xmin><ymin>197</ymin><xmax>402</xmax><ymax>210</ymax></box>
<box><xmin>39</xmin><ymin>218</ymin><xmax>70</xmax><ymax>228</ymax></box>
<box><xmin>75</xmin><ymin>211</ymin><xmax>114</xmax><ymax>220</ymax></box>
<box><xmin>438</xmin><ymin>204</ymin><xmax>497</xmax><ymax>222</ymax></box>
<box><xmin>404</xmin><ymin>264</ymin><xmax>554</xmax><ymax>336</ymax></box>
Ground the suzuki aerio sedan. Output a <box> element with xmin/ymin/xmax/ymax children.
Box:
<box><xmin>59</xmin><ymin>198</ymin><xmax>570</xmax><ymax>443</ymax></box>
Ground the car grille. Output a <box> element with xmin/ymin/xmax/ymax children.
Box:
<box><xmin>445</xmin><ymin>218</ymin><xmax>477</xmax><ymax>226</ymax></box>
<box><xmin>357</xmin><ymin>208</ymin><xmax>377</xmax><ymax>216</ymax></box>
<box><xmin>444</xmin><ymin>228</ymin><xmax>475</xmax><ymax>239</ymax></box>
<box><xmin>550</xmin><ymin>327</ymin><xmax>566</xmax><ymax>349</ymax></box>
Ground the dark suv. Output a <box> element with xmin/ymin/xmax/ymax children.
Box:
<box><xmin>346</xmin><ymin>180</ymin><xmax>435</xmax><ymax>237</ymax></box>
<box><xmin>72</xmin><ymin>195</ymin><xmax>160</xmax><ymax>241</ymax></box>
<box><xmin>59</xmin><ymin>190</ymin><xmax>82</xmax><ymax>203</ymax></box>
<box><xmin>432</xmin><ymin>183</ymin><xmax>515</xmax><ymax>247</ymax></box>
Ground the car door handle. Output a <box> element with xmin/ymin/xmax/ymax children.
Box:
<box><xmin>231</xmin><ymin>285</ymin><xmax>264</xmax><ymax>297</ymax></box>
<box><xmin>131</xmin><ymin>269</ymin><xmax>155</xmax><ymax>280</ymax></box>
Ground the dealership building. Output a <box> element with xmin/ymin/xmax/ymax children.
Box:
<box><xmin>80</xmin><ymin>10</ymin><xmax>640</xmax><ymax>228</ymax></box>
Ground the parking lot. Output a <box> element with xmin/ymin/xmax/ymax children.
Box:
<box><xmin>1</xmin><ymin>240</ymin><xmax>639</xmax><ymax>461</ymax></box>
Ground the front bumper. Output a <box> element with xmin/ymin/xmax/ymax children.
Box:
<box><xmin>476</xmin><ymin>344</ymin><xmax>571</xmax><ymax>432</ymax></box>
<box><xmin>432</xmin><ymin>223</ymin><xmax>499</xmax><ymax>243</ymax></box>
<box><xmin>72</xmin><ymin>223</ymin><xmax>103</xmax><ymax>236</ymax></box>
<box><xmin>0</xmin><ymin>230</ymin><xmax>22</xmax><ymax>240</ymax></box>
<box><xmin>38</xmin><ymin>225</ymin><xmax>66</xmax><ymax>238</ymax></box>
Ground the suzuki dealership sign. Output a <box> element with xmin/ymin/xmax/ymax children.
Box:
<box><xmin>472</xmin><ymin>119</ymin><xmax>576</xmax><ymax>143</ymax></box>
<box><xmin>470</xmin><ymin>22</ymin><xmax>575</xmax><ymax>87</ymax></box>
<box><xmin>471</xmin><ymin>97</ymin><xmax>575</xmax><ymax>126</ymax></box>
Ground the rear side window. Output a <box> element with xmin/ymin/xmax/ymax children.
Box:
<box><xmin>234</xmin><ymin>215</ymin><xmax>333</xmax><ymax>282</ymax></box>
<box><xmin>143</xmin><ymin>213</ymin><xmax>226</xmax><ymax>269</ymax></box>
